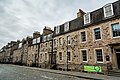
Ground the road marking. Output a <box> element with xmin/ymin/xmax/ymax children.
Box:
<box><xmin>41</xmin><ymin>75</ymin><xmax>53</xmax><ymax>79</ymax></box>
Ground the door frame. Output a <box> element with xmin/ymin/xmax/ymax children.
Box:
<box><xmin>115</xmin><ymin>48</ymin><xmax>120</xmax><ymax>69</ymax></box>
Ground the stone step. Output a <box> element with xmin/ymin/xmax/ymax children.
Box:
<box><xmin>108</xmin><ymin>71</ymin><xmax>120</xmax><ymax>77</ymax></box>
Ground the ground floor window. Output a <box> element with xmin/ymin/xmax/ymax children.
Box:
<box><xmin>59</xmin><ymin>52</ymin><xmax>62</xmax><ymax>60</ymax></box>
<box><xmin>67</xmin><ymin>52</ymin><xmax>71</xmax><ymax>61</ymax></box>
<box><xmin>45</xmin><ymin>53</ymin><xmax>47</xmax><ymax>60</ymax></box>
<box><xmin>96</xmin><ymin>49</ymin><xmax>103</xmax><ymax>62</ymax></box>
<box><xmin>81</xmin><ymin>50</ymin><xmax>87</xmax><ymax>61</ymax></box>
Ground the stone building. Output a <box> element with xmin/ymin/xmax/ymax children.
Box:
<box><xmin>22</xmin><ymin>36</ymin><xmax>32</xmax><ymax>65</ymax></box>
<box><xmin>0</xmin><ymin>0</ymin><xmax>119</xmax><ymax>73</ymax></box>
<box><xmin>13</xmin><ymin>41</ymin><xmax>22</xmax><ymax>64</ymax></box>
<box><xmin>39</xmin><ymin>27</ymin><xmax>54</xmax><ymax>68</ymax></box>
<box><xmin>0</xmin><ymin>47</ymin><xmax>5</xmax><ymax>63</ymax></box>
<box><xmin>53</xmin><ymin>0</ymin><xmax>120</xmax><ymax>72</ymax></box>
<box><xmin>3</xmin><ymin>42</ymin><xmax>12</xmax><ymax>63</ymax></box>
<box><xmin>27</xmin><ymin>32</ymin><xmax>40</xmax><ymax>67</ymax></box>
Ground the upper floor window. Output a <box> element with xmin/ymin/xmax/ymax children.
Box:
<box><xmin>81</xmin><ymin>50</ymin><xmax>87</xmax><ymax>61</ymax></box>
<box><xmin>47</xmin><ymin>33</ymin><xmax>53</xmax><ymax>41</ymax></box>
<box><xmin>45</xmin><ymin>43</ymin><xmax>48</xmax><ymax>47</ymax></box>
<box><xmin>32</xmin><ymin>39</ymin><xmax>36</xmax><ymax>44</ymax></box>
<box><xmin>67</xmin><ymin>36</ymin><xmax>70</xmax><ymax>45</ymax></box>
<box><xmin>94</xmin><ymin>27</ymin><xmax>101</xmax><ymax>40</ymax></box>
<box><xmin>43</xmin><ymin>36</ymin><xmax>46</xmax><ymax>42</ymax></box>
<box><xmin>103</xmin><ymin>3</ymin><xmax>114</xmax><ymax>18</ymax></box>
<box><xmin>96</xmin><ymin>49</ymin><xmax>103</xmax><ymax>62</ymax></box>
<box><xmin>36</xmin><ymin>37</ymin><xmax>40</xmax><ymax>43</ymax></box>
<box><xmin>56</xmin><ymin>26</ymin><xmax>60</xmax><ymax>34</ymax></box>
<box><xmin>64</xmin><ymin>22</ymin><xmax>69</xmax><ymax>32</ymax></box>
<box><xmin>18</xmin><ymin>43</ymin><xmax>22</xmax><ymax>48</ymax></box>
<box><xmin>81</xmin><ymin>31</ymin><xmax>86</xmax><ymax>42</ymax></box>
<box><xmin>112</xmin><ymin>23</ymin><xmax>120</xmax><ymax>37</ymax></box>
<box><xmin>84</xmin><ymin>13</ymin><xmax>90</xmax><ymax>24</ymax></box>
<box><xmin>54</xmin><ymin>39</ymin><xmax>57</xmax><ymax>46</ymax></box>
<box><xmin>45</xmin><ymin>53</ymin><xmax>47</xmax><ymax>60</ymax></box>
<box><xmin>59</xmin><ymin>38</ymin><xmax>63</xmax><ymax>45</ymax></box>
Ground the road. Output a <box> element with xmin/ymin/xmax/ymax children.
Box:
<box><xmin>0</xmin><ymin>64</ymin><xmax>88</xmax><ymax>80</ymax></box>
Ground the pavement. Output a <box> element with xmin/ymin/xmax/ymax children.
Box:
<box><xmin>11</xmin><ymin>64</ymin><xmax>120</xmax><ymax>80</ymax></box>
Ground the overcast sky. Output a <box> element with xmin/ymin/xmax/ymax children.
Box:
<box><xmin>0</xmin><ymin>0</ymin><xmax>117</xmax><ymax>48</ymax></box>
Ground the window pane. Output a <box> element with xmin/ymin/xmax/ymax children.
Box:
<box><xmin>81</xmin><ymin>31</ymin><xmax>86</xmax><ymax>42</ymax></box>
<box><xmin>67</xmin><ymin>52</ymin><xmax>70</xmax><ymax>61</ymax></box>
<box><xmin>64</xmin><ymin>22</ymin><xmax>69</xmax><ymax>32</ymax></box>
<box><xmin>84</xmin><ymin>13</ymin><xmax>90</xmax><ymax>24</ymax></box>
<box><xmin>112</xmin><ymin>23</ymin><xmax>120</xmax><ymax>37</ymax></box>
<box><xmin>94</xmin><ymin>28</ymin><xmax>101</xmax><ymax>40</ymax></box>
<box><xmin>96</xmin><ymin>49</ymin><xmax>103</xmax><ymax>61</ymax></box>
<box><xmin>82</xmin><ymin>50</ymin><xmax>87</xmax><ymax>61</ymax></box>
<box><xmin>59</xmin><ymin>52</ymin><xmax>62</xmax><ymax>60</ymax></box>
<box><xmin>67</xmin><ymin>36</ymin><xmax>70</xmax><ymax>45</ymax></box>
<box><xmin>104</xmin><ymin>4</ymin><xmax>113</xmax><ymax>17</ymax></box>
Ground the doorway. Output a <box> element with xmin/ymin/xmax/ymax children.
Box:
<box><xmin>115</xmin><ymin>49</ymin><xmax>120</xmax><ymax>69</ymax></box>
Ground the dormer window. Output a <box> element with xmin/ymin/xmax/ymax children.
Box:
<box><xmin>64</xmin><ymin>22</ymin><xmax>69</xmax><ymax>32</ymax></box>
<box><xmin>47</xmin><ymin>34</ymin><xmax>53</xmax><ymax>41</ymax></box>
<box><xmin>32</xmin><ymin>39</ymin><xmax>36</xmax><ymax>44</ymax></box>
<box><xmin>18</xmin><ymin>43</ymin><xmax>22</xmax><ymax>48</ymax></box>
<box><xmin>84</xmin><ymin>13</ymin><xmax>90</xmax><ymax>24</ymax></box>
<box><xmin>56</xmin><ymin>26</ymin><xmax>60</xmax><ymax>34</ymax></box>
<box><xmin>103</xmin><ymin>3</ymin><xmax>114</xmax><ymax>18</ymax></box>
<box><xmin>36</xmin><ymin>37</ymin><xmax>40</xmax><ymax>43</ymax></box>
<box><xmin>43</xmin><ymin>36</ymin><xmax>46</xmax><ymax>42</ymax></box>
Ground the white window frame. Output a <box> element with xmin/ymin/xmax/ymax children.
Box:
<box><xmin>103</xmin><ymin>3</ymin><xmax>114</xmax><ymax>18</ymax></box>
<box><xmin>18</xmin><ymin>43</ymin><xmax>22</xmax><ymax>48</ymax></box>
<box><xmin>54</xmin><ymin>39</ymin><xmax>57</xmax><ymax>47</ymax></box>
<box><xmin>93</xmin><ymin>26</ymin><xmax>102</xmax><ymax>41</ymax></box>
<box><xmin>36</xmin><ymin>37</ymin><xmax>40</xmax><ymax>43</ymax></box>
<box><xmin>94</xmin><ymin>48</ymin><xmax>104</xmax><ymax>63</ymax></box>
<box><xmin>80</xmin><ymin>30</ymin><xmax>87</xmax><ymax>43</ymax></box>
<box><xmin>81</xmin><ymin>49</ymin><xmax>88</xmax><ymax>62</ymax></box>
<box><xmin>111</xmin><ymin>23</ymin><xmax>120</xmax><ymax>38</ymax></box>
<box><xmin>32</xmin><ymin>39</ymin><xmax>36</xmax><ymax>44</ymax></box>
<box><xmin>45</xmin><ymin>53</ymin><xmax>47</xmax><ymax>60</ymax></box>
<box><xmin>84</xmin><ymin>13</ymin><xmax>91</xmax><ymax>25</ymax></box>
<box><xmin>56</xmin><ymin>26</ymin><xmax>60</xmax><ymax>34</ymax></box>
<box><xmin>59</xmin><ymin>37</ymin><xmax>63</xmax><ymax>45</ymax></box>
<box><xmin>43</xmin><ymin>36</ymin><xmax>46</xmax><ymax>42</ymax></box>
<box><xmin>67</xmin><ymin>35</ymin><xmax>71</xmax><ymax>45</ymax></box>
<box><xmin>64</xmin><ymin>22</ymin><xmax>69</xmax><ymax>32</ymax></box>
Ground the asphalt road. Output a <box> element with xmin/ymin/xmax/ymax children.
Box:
<box><xmin>0</xmin><ymin>64</ymin><xmax>88</xmax><ymax>80</ymax></box>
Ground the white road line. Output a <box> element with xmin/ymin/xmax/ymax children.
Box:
<box><xmin>41</xmin><ymin>75</ymin><xmax>53</xmax><ymax>79</ymax></box>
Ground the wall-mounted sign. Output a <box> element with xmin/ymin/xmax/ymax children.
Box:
<box><xmin>84</xmin><ymin>66</ymin><xmax>102</xmax><ymax>72</ymax></box>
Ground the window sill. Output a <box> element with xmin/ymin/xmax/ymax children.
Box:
<box><xmin>96</xmin><ymin>61</ymin><xmax>103</xmax><ymax>63</ymax></box>
<box><xmin>94</xmin><ymin>39</ymin><xmax>102</xmax><ymax>41</ymax></box>
<box><xmin>82</xmin><ymin>61</ymin><xmax>88</xmax><ymax>63</ymax></box>
<box><xmin>112</xmin><ymin>36</ymin><xmax>120</xmax><ymax>39</ymax></box>
<box><xmin>81</xmin><ymin>41</ymin><xmax>87</xmax><ymax>43</ymax></box>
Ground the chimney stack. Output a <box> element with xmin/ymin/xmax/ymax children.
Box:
<box><xmin>43</xmin><ymin>26</ymin><xmax>53</xmax><ymax>35</ymax></box>
<box><xmin>77</xmin><ymin>9</ymin><xmax>85</xmax><ymax>18</ymax></box>
<box><xmin>33</xmin><ymin>31</ymin><xmax>40</xmax><ymax>38</ymax></box>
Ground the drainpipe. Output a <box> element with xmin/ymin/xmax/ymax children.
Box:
<box><xmin>67</xmin><ymin>37</ymin><xmax>68</xmax><ymax>71</ymax></box>
<box><xmin>51</xmin><ymin>39</ymin><xmax>53</xmax><ymax>64</ymax></box>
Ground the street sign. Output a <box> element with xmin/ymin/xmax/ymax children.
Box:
<box><xmin>84</xmin><ymin>66</ymin><xmax>102</xmax><ymax>72</ymax></box>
